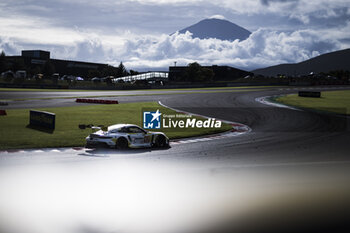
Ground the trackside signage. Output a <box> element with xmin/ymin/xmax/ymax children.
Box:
<box><xmin>30</xmin><ymin>110</ymin><xmax>56</xmax><ymax>130</ymax></box>
<box><xmin>143</xmin><ymin>109</ymin><xmax>221</xmax><ymax>130</ymax></box>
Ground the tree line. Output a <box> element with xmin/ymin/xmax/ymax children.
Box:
<box><xmin>173</xmin><ymin>62</ymin><xmax>214</xmax><ymax>82</ymax></box>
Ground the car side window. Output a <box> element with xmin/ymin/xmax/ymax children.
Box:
<box><xmin>128</xmin><ymin>127</ymin><xmax>144</xmax><ymax>134</ymax></box>
<box><xmin>119</xmin><ymin>127</ymin><xmax>128</xmax><ymax>133</ymax></box>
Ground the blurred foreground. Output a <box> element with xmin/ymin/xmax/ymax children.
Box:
<box><xmin>0</xmin><ymin>156</ymin><xmax>349</xmax><ymax>233</ymax></box>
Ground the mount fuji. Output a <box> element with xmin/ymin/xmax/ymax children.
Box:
<box><xmin>176</xmin><ymin>17</ymin><xmax>251</xmax><ymax>41</ymax></box>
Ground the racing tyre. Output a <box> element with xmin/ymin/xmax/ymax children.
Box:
<box><xmin>154</xmin><ymin>135</ymin><xmax>168</xmax><ymax>148</ymax></box>
<box><xmin>116</xmin><ymin>137</ymin><xmax>129</xmax><ymax>149</ymax></box>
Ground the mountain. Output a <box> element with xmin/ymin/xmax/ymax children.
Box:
<box><xmin>176</xmin><ymin>18</ymin><xmax>251</xmax><ymax>41</ymax></box>
<box><xmin>253</xmin><ymin>48</ymin><xmax>350</xmax><ymax>76</ymax></box>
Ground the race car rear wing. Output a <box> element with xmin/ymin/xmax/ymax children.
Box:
<box><xmin>79</xmin><ymin>124</ymin><xmax>108</xmax><ymax>131</ymax></box>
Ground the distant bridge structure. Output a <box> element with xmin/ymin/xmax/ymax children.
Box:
<box><xmin>112</xmin><ymin>72</ymin><xmax>169</xmax><ymax>83</ymax></box>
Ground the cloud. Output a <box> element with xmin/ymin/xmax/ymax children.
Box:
<box><xmin>0</xmin><ymin>37</ymin><xmax>22</xmax><ymax>55</ymax></box>
<box><xmin>260</xmin><ymin>0</ymin><xmax>297</xmax><ymax>6</ymax></box>
<box><xmin>118</xmin><ymin>28</ymin><xmax>342</xmax><ymax>70</ymax></box>
<box><xmin>1</xmin><ymin>27</ymin><xmax>344</xmax><ymax>71</ymax></box>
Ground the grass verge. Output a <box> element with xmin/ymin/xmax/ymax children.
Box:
<box><xmin>275</xmin><ymin>90</ymin><xmax>350</xmax><ymax>115</ymax></box>
<box><xmin>0</xmin><ymin>102</ymin><xmax>232</xmax><ymax>150</ymax></box>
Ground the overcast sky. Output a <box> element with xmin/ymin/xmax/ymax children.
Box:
<box><xmin>0</xmin><ymin>0</ymin><xmax>349</xmax><ymax>71</ymax></box>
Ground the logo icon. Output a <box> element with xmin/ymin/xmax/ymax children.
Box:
<box><xmin>143</xmin><ymin>109</ymin><xmax>162</xmax><ymax>129</ymax></box>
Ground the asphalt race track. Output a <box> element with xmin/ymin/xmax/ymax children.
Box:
<box><xmin>0</xmin><ymin>86</ymin><xmax>350</xmax><ymax>233</ymax></box>
<box><xmin>161</xmin><ymin>87</ymin><xmax>350</xmax><ymax>163</ymax></box>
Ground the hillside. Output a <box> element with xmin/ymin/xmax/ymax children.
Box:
<box><xmin>253</xmin><ymin>48</ymin><xmax>350</xmax><ymax>76</ymax></box>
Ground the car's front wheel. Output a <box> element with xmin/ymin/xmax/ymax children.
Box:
<box><xmin>116</xmin><ymin>137</ymin><xmax>129</xmax><ymax>149</ymax></box>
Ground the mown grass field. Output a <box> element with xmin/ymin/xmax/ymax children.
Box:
<box><xmin>276</xmin><ymin>90</ymin><xmax>350</xmax><ymax>115</ymax></box>
<box><xmin>0</xmin><ymin>102</ymin><xmax>232</xmax><ymax>150</ymax></box>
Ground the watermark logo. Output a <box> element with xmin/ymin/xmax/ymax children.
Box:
<box><xmin>143</xmin><ymin>108</ymin><xmax>223</xmax><ymax>130</ymax></box>
<box><xmin>143</xmin><ymin>109</ymin><xmax>162</xmax><ymax>129</ymax></box>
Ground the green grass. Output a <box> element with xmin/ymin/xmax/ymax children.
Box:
<box><xmin>275</xmin><ymin>90</ymin><xmax>350</xmax><ymax>115</ymax></box>
<box><xmin>0</xmin><ymin>102</ymin><xmax>232</xmax><ymax>150</ymax></box>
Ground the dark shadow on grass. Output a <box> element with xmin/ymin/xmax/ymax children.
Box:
<box><xmin>26</xmin><ymin>124</ymin><xmax>54</xmax><ymax>134</ymax></box>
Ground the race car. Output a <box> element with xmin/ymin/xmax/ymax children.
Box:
<box><xmin>85</xmin><ymin>124</ymin><xmax>169</xmax><ymax>149</ymax></box>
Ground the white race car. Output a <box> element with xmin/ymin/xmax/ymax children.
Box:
<box><xmin>85</xmin><ymin>124</ymin><xmax>169</xmax><ymax>149</ymax></box>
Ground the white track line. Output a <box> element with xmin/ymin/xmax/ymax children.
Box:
<box><xmin>255</xmin><ymin>96</ymin><xmax>301</xmax><ymax>111</ymax></box>
<box><xmin>158</xmin><ymin>101</ymin><xmax>251</xmax><ymax>145</ymax></box>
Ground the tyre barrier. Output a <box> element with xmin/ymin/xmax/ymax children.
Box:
<box><xmin>76</xmin><ymin>98</ymin><xmax>119</xmax><ymax>104</ymax></box>
<box><xmin>0</xmin><ymin>101</ymin><xmax>8</xmax><ymax>106</ymax></box>
<box><xmin>0</xmin><ymin>110</ymin><xmax>7</xmax><ymax>116</ymax></box>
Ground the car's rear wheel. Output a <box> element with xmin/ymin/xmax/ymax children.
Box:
<box><xmin>154</xmin><ymin>135</ymin><xmax>167</xmax><ymax>148</ymax></box>
<box><xmin>116</xmin><ymin>137</ymin><xmax>129</xmax><ymax>149</ymax></box>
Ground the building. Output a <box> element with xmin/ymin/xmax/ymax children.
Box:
<box><xmin>4</xmin><ymin>50</ymin><xmax>108</xmax><ymax>77</ymax></box>
<box><xmin>169</xmin><ymin>65</ymin><xmax>252</xmax><ymax>82</ymax></box>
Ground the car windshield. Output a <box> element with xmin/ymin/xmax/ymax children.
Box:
<box><xmin>108</xmin><ymin>125</ymin><xmax>123</xmax><ymax>132</ymax></box>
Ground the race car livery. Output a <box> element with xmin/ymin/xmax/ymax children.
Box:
<box><xmin>85</xmin><ymin>124</ymin><xmax>169</xmax><ymax>149</ymax></box>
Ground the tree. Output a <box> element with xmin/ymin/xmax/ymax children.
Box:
<box><xmin>200</xmin><ymin>67</ymin><xmax>214</xmax><ymax>82</ymax></box>
<box><xmin>129</xmin><ymin>69</ymin><xmax>139</xmax><ymax>75</ymax></box>
<box><xmin>185</xmin><ymin>62</ymin><xmax>214</xmax><ymax>82</ymax></box>
<box><xmin>117</xmin><ymin>62</ymin><xmax>128</xmax><ymax>77</ymax></box>
<box><xmin>0</xmin><ymin>50</ymin><xmax>7</xmax><ymax>73</ymax></box>
<box><xmin>185</xmin><ymin>62</ymin><xmax>201</xmax><ymax>82</ymax></box>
